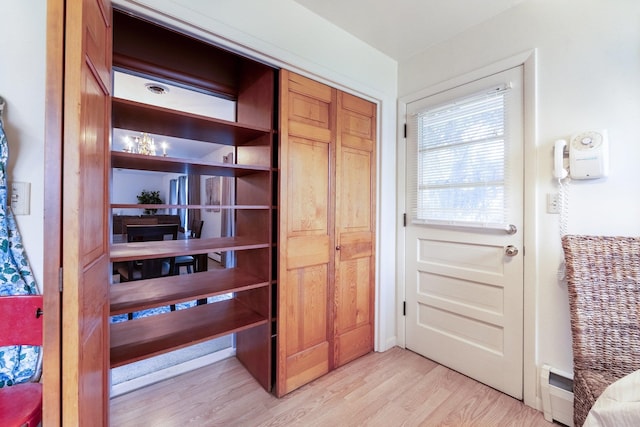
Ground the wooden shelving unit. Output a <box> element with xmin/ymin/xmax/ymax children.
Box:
<box><xmin>111</xmin><ymin>150</ymin><xmax>270</xmax><ymax>177</ymax></box>
<box><xmin>110</xmin><ymin>268</ymin><xmax>269</xmax><ymax>315</ymax></box>
<box><xmin>111</xmin><ymin>236</ymin><xmax>269</xmax><ymax>262</ymax></box>
<box><xmin>109</xmin><ymin>9</ymin><xmax>276</xmax><ymax>392</ymax></box>
<box><xmin>112</xmin><ymin>97</ymin><xmax>271</xmax><ymax>147</ymax></box>
<box><xmin>111</xmin><ymin>299</ymin><xmax>268</xmax><ymax>367</ymax></box>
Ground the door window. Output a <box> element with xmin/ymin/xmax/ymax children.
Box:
<box><xmin>408</xmin><ymin>84</ymin><xmax>514</xmax><ymax>229</ymax></box>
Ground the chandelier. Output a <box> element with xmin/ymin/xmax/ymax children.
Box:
<box><xmin>123</xmin><ymin>133</ymin><xmax>168</xmax><ymax>157</ymax></box>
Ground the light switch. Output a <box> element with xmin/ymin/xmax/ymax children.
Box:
<box><xmin>10</xmin><ymin>181</ymin><xmax>30</xmax><ymax>215</ymax></box>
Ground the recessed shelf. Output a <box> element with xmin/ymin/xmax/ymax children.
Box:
<box><xmin>110</xmin><ymin>298</ymin><xmax>268</xmax><ymax>368</ymax></box>
<box><xmin>110</xmin><ymin>236</ymin><xmax>269</xmax><ymax>262</ymax></box>
<box><xmin>111</xmin><ymin>204</ymin><xmax>270</xmax><ymax>210</ymax></box>
<box><xmin>112</xmin><ymin>97</ymin><xmax>271</xmax><ymax>146</ymax></box>
<box><xmin>110</xmin><ymin>268</ymin><xmax>269</xmax><ymax>315</ymax></box>
<box><xmin>111</xmin><ymin>151</ymin><xmax>269</xmax><ymax>176</ymax></box>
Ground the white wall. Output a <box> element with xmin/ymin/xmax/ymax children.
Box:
<box><xmin>398</xmin><ymin>0</ymin><xmax>640</xmax><ymax>406</ymax></box>
<box><xmin>0</xmin><ymin>1</ymin><xmax>46</xmax><ymax>290</ymax></box>
<box><xmin>114</xmin><ymin>0</ymin><xmax>400</xmax><ymax>351</ymax></box>
<box><xmin>199</xmin><ymin>145</ymin><xmax>233</xmax><ymax>241</ymax></box>
<box><xmin>112</xmin><ymin>170</ymin><xmax>168</xmax><ymax>216</ymax></box>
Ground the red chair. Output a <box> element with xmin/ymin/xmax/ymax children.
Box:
<box><xmin>0</xmin><ymin>295</ymin><xmax>43</xmax><ymax>427</ymax></box>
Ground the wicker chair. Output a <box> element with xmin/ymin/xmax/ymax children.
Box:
<box><xmin>561</xmin><ymin>235</ymin><xmax>640</xmax><ymax>427</ymax></box>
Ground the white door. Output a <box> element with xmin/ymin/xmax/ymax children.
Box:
<box><xmin>404</xmin><ymin>66</ymin><xmax>524</xmax><ymax>399</ymax></box>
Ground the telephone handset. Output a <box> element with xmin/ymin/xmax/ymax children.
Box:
<box><xmin>554</xmin><ymin>130</ymin><xmax>609</xmax><ymax>180</ymax></box>
<box><xmin>554</xmin><ymin>139</ymin><xmax>568</xmax><ymax>179</ymax></box>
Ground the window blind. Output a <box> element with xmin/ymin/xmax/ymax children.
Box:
<box><xmin>408</xmin><ymin>85</ymin><xmax>512</xmax><ymax>229</ymax></box>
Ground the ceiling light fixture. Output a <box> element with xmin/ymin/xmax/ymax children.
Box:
<box><xmin>122</xmin><ymin>133</ymin><xmax>164</xmax><ymax>157</ymax></box>
<box><xmin>145</xmin><ymin>83</ymin><xmax>169</xmax><ymax>95</ymax></box>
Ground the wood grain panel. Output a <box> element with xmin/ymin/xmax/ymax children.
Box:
<box><xmin>334</xmin><ymin>91</ymin><xmax>376</xmax><ymax>368</ymax></box>
<box><xmin>334</xmin><ymin>323</ymin><xmax>372</xmax><ymax>366</ymax></box>
<box><xmin>277</xmin><ymin>70</ymin><xmax>335</xmax><ymax>396</ymax></box>
<box><xmin>61</xmin><ymin>0</ymin><xmax>111</xmax><ymax>424</ymax></box>
<box><xmin>44</xmin><ymin>0</ymin><xmax>64</xmax><ymax>423</ymax></box>
<box><xmin>339</xmin><ymin>148</ymin><xmax>372</xmax><ymax>230</ymax></box>
<box><xmin>284</xmin><ymin>265</ymin><xmax>328</xmax><ymax>355</ymax></box>
<box><xmin>279</xmin><ymin>73</ymin><xmax>376</xmax><ymax>394</ymax></box>
<box><xmin>335</xmin><ymin>257</ymin><xmax>372</xmax><ymax>333</ymax></box>
<box><xmin>286</xmin><ymin>235</ymin><xmax>330</xmax><ymax>270</ymax></box>
<box><xmin>341</xmin><ymin>90</ymin><xmax>376</xmax><ymax>116</ymax></box>
<box><xmin>287</xmin><ymin>138</ymin><xmax>329</xmax><ymax>235</ymax></box>
<box><xmin>285</xmin><ymin>342</ymin><xmax>329</xmax><ymax>392</ymax></box>
<box><xmin>289</xmin><ymin>93</ymin><xmax>331</xmax><ymax>130</ymax></box>
<box><xmin>288</xmin><ymin>121</ymin><xmax>332</xmax><ymax>143</ymax></box>
<box><xmin>84</xmin><ymin>0</ymin><xmax>111</xmax><ymax>95</ymax></box>
<box><xmin>288</xmin><ymin>72</ymin><xmax>333</xmax><ymax>102</ymax></box>
<box><xmin>338</xmin><ymin>231</ymin><xmax>373</xmax><ymax>261</ymax></box>
<box><xmin>81</xmin><ymin>65</ymin><xmax>108</xmax><ymax>265</ymax></box>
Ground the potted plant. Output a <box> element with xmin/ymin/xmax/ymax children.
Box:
<box><xmin>137</xmin><ymin>189</ymin><xmax>163</xmax><ymax>214</ymax></box>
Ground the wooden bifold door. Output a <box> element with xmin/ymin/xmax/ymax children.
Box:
<box><xmin>277</xmin><ymin>70</ymin><xmax>376</xmax><ymax>396</ymax></box>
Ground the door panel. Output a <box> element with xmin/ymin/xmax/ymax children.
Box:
<box><xmin>278</xmin><ymin>72</ymin><xmax>376</xmax><ymax>395</ymax></box>
<box><xmin>287</xmin><ymin>138</ymin><xmax>330</xmax><ymax>235</ymax></box>
<box><xmin>405</xmin><ymin>66</ymin><xmax>524</xmax><ymax>399</ymax></box>
<box><xmin>334</xmin><ymin>92</ymin><xmax>375</xmax><ymax>367</ymax></box>
<box><xmin>277</xmin><ymin>70</ymin><xmax>335</xmax><ymax>396</ymax></box>
<box><xmin>62</xmin><ymin>0</ymin><xmax>111</xmax><ymax>424</ymax></box>
<box><xmin>284</xmin><ymin>265</ymin><xmax>329</xmax><ymax>354</ymax></box>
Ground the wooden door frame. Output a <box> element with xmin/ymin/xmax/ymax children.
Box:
<box><xmin>44</xmin><ymin>0</ymin><xmax>113</xmax><ymax>424</ymax></box>
<box><xmin>43</xmin><ymin>0</ymin><xmax>64</xmax><ymax>424</ymax></box>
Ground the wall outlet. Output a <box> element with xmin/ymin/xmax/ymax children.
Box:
<box><xmin>546</xmin><ymin>193</ymin><xmax>560</xmax><ymax>214</ymax></box>
<box><xmin>10</xmin><ymin>181</ymin><xmax>30</xmax><ymax>215</ymax></box>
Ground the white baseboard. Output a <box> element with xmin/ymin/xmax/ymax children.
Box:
<box><xmin>110</xmin><ymin>347</ymin><xmax>236</xmax><ymax>398</ymax></box>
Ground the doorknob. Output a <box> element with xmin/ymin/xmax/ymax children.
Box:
<box><xmin>505</xmin><ymin>245</ymin><xmax>519</xmax><ymax>257</ymax></box>
<box><xmin>336</xmin><ymin>245</ymin><xmax>341</xmax><ymax>251</ymax></box>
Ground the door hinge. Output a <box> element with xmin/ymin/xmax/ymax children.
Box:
<box><xmin>403</xmin><ymin>213</ymin><xmax>407</xmax><ymax>227</ymax></box>
<box><xmin>403</xmin><ymin>301</ymin><xmax>406</xmax><ymax>316</ymax></box>
<box><xmin>58</xmin><ymin>267</ymin><xmax>63</xmax><ymax>293</ymax></box>
<box><xmin>404</xmin><ymin>123</ymin><xmax>407</xmax><ymax>138</ymax></box>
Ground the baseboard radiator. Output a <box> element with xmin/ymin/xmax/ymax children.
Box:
<box><xmin>540</xmin><ymin>364</ymin><xmax>574</xmax><ymax>426</ymax></box>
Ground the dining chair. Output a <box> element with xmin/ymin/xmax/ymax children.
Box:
<box><xmin>117</xmin><ymin>224</ymin><xmax>179</xmax><ymax>318</ymax></box>
<box><xmin>174</xmin><ymin>219</ymin><xmax>204</xmax><ymax>274</ymax></box>
<box><xmin>0</xmin><ymin>295</ymin><xmax>43</xmax><ymax>427</ymax></box>
<box><xmin>562</xmin><ymin>235</ymin><xmax>640</xmax><ymax>427</ymax></box>
<box><xmin>118</xmin><ymin>224</ymin><xmax>178</xmax><ymax>279</ymax></box>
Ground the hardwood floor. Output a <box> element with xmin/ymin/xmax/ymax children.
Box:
<box><xmin>110</xmin><ymin>347</ymin><xmax>554</xmax><ymax>426</ymax></box>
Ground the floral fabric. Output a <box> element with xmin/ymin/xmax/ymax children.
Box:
<box><xmin>0</xmin><ymin>117</ymin><xmax>39</xmax><ymax>388</ymax></box>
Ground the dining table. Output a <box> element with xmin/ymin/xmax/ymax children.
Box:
<box><xmin>111</xmin><ymin>231</ymin><xmax>187</xmax><ymax>245</ymax></box>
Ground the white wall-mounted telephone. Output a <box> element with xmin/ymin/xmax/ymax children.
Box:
<box><xmin>554</xmin><ymin>130</ymin><xmax>609</xmax><ymax>180</ymax></box>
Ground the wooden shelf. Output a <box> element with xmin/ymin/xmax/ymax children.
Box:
<box><xmin>110</xmin><ymin>298</ymin><xmax>268</xmax><ymax>367</ymax></box>
<box><xmin>112</xmin><ymin>98</ymin><xmax>271</xmax><ymax>146</ymax></box>
<box><xmin>111</xmin><ymin>203</ymin><xmax>270</xmax><ymax>210</ymax></box>
<box><xmin>110</xmin><ymin>268</ymin><xmax>268</xmax><ymax>315</ymax></box>
<box><xmin>111</xmin><ymin>151</ymin><xmax>269</xmax><ymax>176</ymax></box>
<box><xmin>110</xmin><ymin>236</ymin><xmax>269</xmax><ymax>262</ymax></box>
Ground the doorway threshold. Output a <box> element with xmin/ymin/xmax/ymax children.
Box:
<box><xmin>110</xmin><ymin>346</ymin><xmax>235</xmax><ymax>398</ymax></box>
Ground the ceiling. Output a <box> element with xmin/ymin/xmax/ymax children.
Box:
<box><xmin>294</xmin><ymin>0</ymin><xmax>526</xmax><ymax>61</ymax></box>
